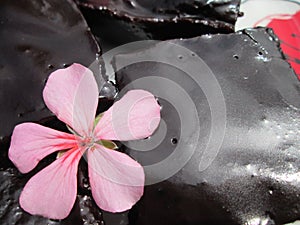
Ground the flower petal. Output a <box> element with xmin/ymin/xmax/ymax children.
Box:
<box><xmin>94</xmin><ymin>90</ymin><xmax>161</xmax><ymax>141</ymax></box>
<box><xmin>88</xmin><ymin>144</ymin><xmax>144</xmax><ymax>212</ymax></box>
<box><xmin>20</xmin><ymin>148</ymin><xmax>82</xmax><ymax>220</ymax></box>
<box><xmin>9</xmin><ymin>123</ymin><xmax>77</xmax><ymax>173</ymax></box>
<box><xmin>43</xmin><ymin>63</ymin><xmax>99</xmax><ymax>137</ymax></box>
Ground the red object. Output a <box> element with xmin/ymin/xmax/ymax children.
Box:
<box><xmin>267</xmin><ymin>11</ymin><xmax>300</xmax><ymax>79</ymax></box>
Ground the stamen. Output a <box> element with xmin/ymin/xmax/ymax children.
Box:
<box><xmin>79</xmin><ymin>136</ymin><xmax>95</xmax><ymax>148</ymax></box>
<box><xmin>66</xmin><ymin>125</ymin><xmax>82</xmax><ymax>137</ymax></box>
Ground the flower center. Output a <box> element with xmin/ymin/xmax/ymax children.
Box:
<box><xmin>79</xmin><ymin>136</ymin><xmax>95</xmax><ymax>149</ymax></box>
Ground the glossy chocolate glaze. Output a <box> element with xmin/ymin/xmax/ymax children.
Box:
<box><xmin>0</xmin><ymin>0</ymin><xmax>100</xmax><ymax>162</ymax></box>
<box><xmin>1</xmin><ymin>1</ymin><xmax>300</xmax><ymax>225</ymax></box>
<box><xmin>75</xmin><ymin>0</ymin><xmax>241</xmax><ymax>49</ymax></box>
<box><xmin>78</xmin><ymin>0</ymin><xmax>240</xmax><ymax>22</ymax></box>
<box><xmin>0</xmin><ymin>0</ymin><xmax>110</xmax><ymax>224</ymax></box>
<box><xmin>110</xmin><ymin>28</ymin><xmax>300</xmax><ymax>225</ymax></box>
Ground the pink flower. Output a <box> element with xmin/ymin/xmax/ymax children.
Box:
<box><xmin>8</xmin><ymin>63</ymin><xmax>161</xmax><ymax>219</ymax></box>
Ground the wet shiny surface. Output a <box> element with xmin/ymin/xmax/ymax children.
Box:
<box><xmin>1</xmin><ymin>1</ymin><xmax>300</xmax><ymax>224</ymax></box>
<box><xmin>75</xmin><ymin>0</ymin><xmax>241</xmax><ymax>47</ymax></box>
<box><xmin>110</xmin><ymin>28</ymin><xmax>300</xmax><ymax>225</ymax></box>
<box><xmin>0</xmin><ymin>0</ymin><xmax>99</xmax><ymax>148</ymax></box>
<box><xmin>78</xmin><ymin>0</ymin><xmax>240</xmax><ymax>22</ymax></box>
<box><xmin>0</xmin><ymin>0</ymin><xmax>105</xmax><ymax>224</ymax></box>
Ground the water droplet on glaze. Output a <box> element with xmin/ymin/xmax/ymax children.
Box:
<box><xmin>99</xmin><ymin>82</ymin><xmax>117</xmax><ymax>99</ymax></box>
<box><xmin>255</xmin><ymin>54</ymin><xmax>270</xmax><ymax>62</ymax></box>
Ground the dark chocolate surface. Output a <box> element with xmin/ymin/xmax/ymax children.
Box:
<box><xmin>1</xmin><ymin>1</ymin><xmax>300</xmax><ymax>224</ymax></box>
<box><xmin>75</xmin><ymin>0</ymin><xmax>241</xmax><ymax>50</ymax></box>
<box><xmin>0</xmin><ymin>0</ymin><xmax>100</xmax><ymax>155</ymax></box>
<box><xmin>0</xmin><ymin>0</ymin><xmax>107</xmax><ymax>224</ymax></box>
<box><xmin>110</xmin><ymin>28</ymin><xmax>300</xmax><ymax>225</ymax></box>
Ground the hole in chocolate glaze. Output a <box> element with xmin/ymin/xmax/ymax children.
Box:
<box><xmin>233</xmin><ymin>54</ymin><xmax>239</xmax><ymax>59</ymax></box>
<box><xmin>268</xmin><ymin>186</ymin><xmax>275</xmax><ymax>195</ymax></box>
<box><xmin>171</xmin><ymin>137</ymin><xmax>178</xmax><ymax>145</ymax></box>
<box><xmin>63</xmin><ymin>63</ymin><xmax>70</xmax><ymax>68</ymax></box>
<box><xmin>178</xmin><ymin>55</ymin><xmax>183</xmax><ymax>60</ymax></box>
<box><xmin>258</xmin><ymin>51</ymin><xmax>263</xmax><ymax>55</ymax></box>
<box><xmin>238</xmin><ymin>11</ymin><xmax>244</xmax><ymax>17</ymax></box>
<box><xmin>48</xmin><ymin>64</ymin><xmax>54</xmax><ymax>69</ymax></box>
<box><xmin>156</xmin><ymin>98</ymin><xmax>161</xmax><ymax>106</ymax></box>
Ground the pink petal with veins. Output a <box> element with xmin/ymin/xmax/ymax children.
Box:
<box><xmin>94</xmin><ymin>90</ymin><xmax>161</xmax><ymax>141</ymax></box>
<box><xmin>20</xmin><ymin>148</ymin><xmax>82</xmax><ymax>220</ymax></box>
<box><xmin>43</xmin><ymin>63</ymin><xmax>99</xmax><ymax>137</ymax></box>
<box><xmin>9</xmin><ymin>123</ymin><xmax>76</xmax><ymax>173</ymax></box>
<box><xmin>88</xmin><ymin>144</ymin><xmax>144</xmax><ymax>212</ymax></box>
